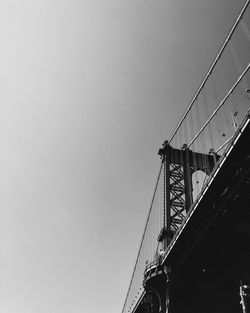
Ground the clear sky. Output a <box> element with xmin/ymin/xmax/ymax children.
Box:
<box><xmin>0</xmin><ymin>1</ymin><xmax>246</xmax><ymax>312</ymax></box>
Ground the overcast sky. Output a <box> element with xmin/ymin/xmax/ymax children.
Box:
<box><xmin>0</xmin><ymin>1</ymin><xmax>246</xmax><ymax>312</ymax></box>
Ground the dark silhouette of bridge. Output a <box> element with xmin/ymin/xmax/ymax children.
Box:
<box><xmin>122</xmin><ymin>1</ymin><xmax>250</xmax><ymax>312</ymax></box>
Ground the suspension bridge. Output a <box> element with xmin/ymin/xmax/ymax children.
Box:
<box><xmin>122</xmin><ymin>1</ymin><xmax>250</xmax><ymax>312</ymax></box>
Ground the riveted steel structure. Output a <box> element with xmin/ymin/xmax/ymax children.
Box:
<box><xmin>158</xmin><ymin>142</ymin><xmax>218</xmax><ymax>248</ymax></box>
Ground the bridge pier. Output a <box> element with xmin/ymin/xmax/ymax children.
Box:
<box><xmin>142</xmin><ymin>264</ymin><xmax>172</xmax><ymax>313</ymax></box>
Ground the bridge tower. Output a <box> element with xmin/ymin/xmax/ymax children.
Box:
<box><xmin>141</xmin><ymin>142</ymin><xmax>217</xmax><ymax>313</ymax></box>
<box><xmin>158</xmin><ymin>141</ymin><xmax>217</xmax><ymax>247</ymax></box>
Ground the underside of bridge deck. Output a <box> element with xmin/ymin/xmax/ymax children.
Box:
<box><xmin>173</xmin><ymin>173</ymin><xmax>250</xmax><ymax>313</ymax></box>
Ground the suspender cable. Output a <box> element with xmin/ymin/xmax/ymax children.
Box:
<box><xmin>187</xmin><ymin>63</ymin><xmax>250</xmax><ymax>148</ymax></box>
<box><xmin>203</xmin><ymin>87</ymin><xmax>214</xmax><ymax>149</ymax></box>
<box><xmin>169</xmin><ymin>0</ymin><xmax>250</xmax><ymax>144</ymax></box>
<box><xmin>121</xmin><ymin>162</ymin><xmax>163</xmax><ymax>313</ymax></box>
<box><xmin>240</xmin><ymin>19</ymin><xmax>250</xmax><ymax>43</ymax></box>
<box><xmin>229</xmin><ymin>41</ymin><xmax>249</xmax><ymax>90</ymax></box>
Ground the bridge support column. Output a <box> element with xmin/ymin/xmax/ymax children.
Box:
<box><xmin>183</xmin><ymin>147</ymin><xmax>193</xmax><ymax>212</ymax></box>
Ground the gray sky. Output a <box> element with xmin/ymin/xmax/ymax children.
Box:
<box><xmin>0</xmin><ymin>1</ymin><xmax>246</xmax><ymax>312</ymax></box>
